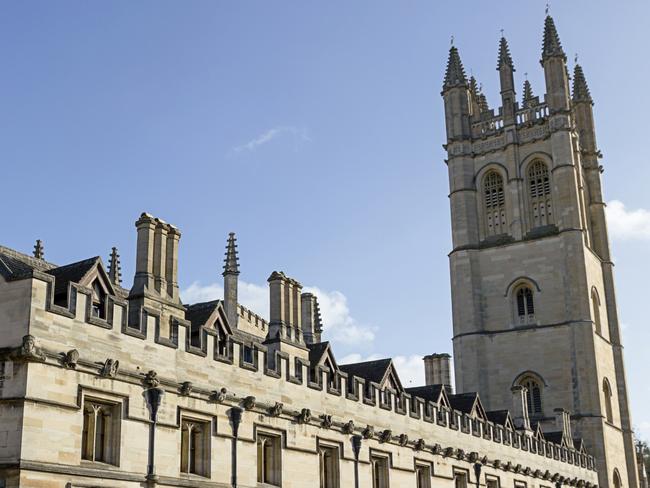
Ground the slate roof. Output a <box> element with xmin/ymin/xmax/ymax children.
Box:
<box><xmin>0</xmin><ymin>245</ymin><xmax>54</xmax><ymax>280</ymax></box>
<box><xmin>486</xmin><ymin>409</ymin><xmax>511</xmax><ymax>426</ymax></box>
<box><xmin>404</xmin><ymin>384</ymin><xmax>446</xmax><ymax>403</ymax></box>
<box><xmin>45</xmin><ymin>257</ymin><xmax>99</xmax><ymax>297</ymax></box>
<box><xmin>544</xmin><ymin>431</ymin><xmax>564</xmax><ymax>445</ymax></box>
<box><xmin>307</xmin><ymin>341</ymin><xmax>330</xmax><ymax>367</ymax></box>
<box><xmin>185</xmin><ymin>300</ymin><xmax>221</xmax><ymax>328</ymax></box>
<box><xmin>339</xmin><ymin>358</ymin><xmax>392</xmax><ymax>385</ymax></box>
<box><xmin>449</xmin><ymin>392</ymin><xmax>479</xmax><ymax>414</ymax></box>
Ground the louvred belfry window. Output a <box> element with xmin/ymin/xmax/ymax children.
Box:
<box><xmin>484</xmin><ymin>171</ymin><xmax>507</xmax><ymax>237</ymax></box>
<box><xmin>528</xmin><ymin>161</ymin><xmax>553</xmax><ymax>228</ymax></box>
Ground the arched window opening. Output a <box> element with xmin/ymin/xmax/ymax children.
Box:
<box><xmin>592</xmin><ymin>288</ymin><xmax>602</xmax><ymax>336</ymax></box>
<box><xmin>515</xmin><ymin>286</ymin><xmax>535</xmax><ymax>324</ymax></box>
<box><xmin>518</xmin><ymin>376</ymin><xmax>543</xmax><ymax>417</ymax></box>
<box><xmin>528</xmin><ymin>161</ymin><xmax>553</xmax><ymax>228</ymax></box>
<box><xmin>603</xmin><ymin>378</ymin><xmax>614</xmax><ymax>424</ymax></box>
<box><xmin>483</xmin><ymin>171</ymin><xmax>507</xmax><ymax>237</ymax></box>
<box><xmin>613</xmin><ymin>469</ymin><xmax>622</xmax><ymax>488</ymax></box>
<box><xmin>91</xmin><ymin>280</ymin><xmax>107</xmax><ymax>320</ymax></box>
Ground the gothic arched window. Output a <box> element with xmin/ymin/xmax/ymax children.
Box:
<box><xmin>518</xmin><ymin>376</ymin><xmax>543</xmax><ymax>417</ymax></box>
<box><xmin>528</xmin><ymin>161</ymin><xmax>553</xmax><ymax>228</ymax></box>
<box><xmin>515</xmin><ymin>285</ymin><xmax>535</xmax><ymax>324</ymax></box>
<box><xmin>592</xmin><ymin>288</ymin><xmax>602</xmax><ymax>336</ymax></box>
<box><xmin>613</xmin><ymin>469</ymin><xmax>622</xmax><ymax>488</ymax></box>
<box><xmin>91</xmin><ymin>280</ymin><xmax>107</xmax><ymax>320</ymax></box>
<box><xmin>483</xmin><ymin>171</ymin><xmax>507</xmax><ymax>237</ymax></box>
<box><xmin>603</xmin><ymin>378</ymin><xmax>614</xmax><ymax>424</ymax></box>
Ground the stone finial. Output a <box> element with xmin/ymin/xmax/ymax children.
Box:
<box><xmin>443</xmin><ymin>46</ymin><xmax>468</xmax><ymax>90</ymax></box>
<box><xmin>572</xmin><ymin>64</ymin><xmax>593</xmax><ymax>105</ymax></box>
<box><xmin>108</xmin><ymin>247</ymin><xmax>122</xmax><ymax>286</ymax></box>
<box><xmin>497</xmin><ymin>36</ymin><xmax>515</xmax><ymax>70</ymax></box>
<box><xmin>523</xmin><ymin>79</ymin><xmax>535</xmax><ymax>106</ymax></box>
<box><xmin>33</xmin><ymin>239</ymin><xmax>44</xmax><ymax>260</ymax></box>
<box><xmin>222</xmin><ymin>232</ymin><xmax>240</xmax><ymax>276</ymax></box>
<box><xmin>541</xmin><ymin>15</ymin><xmax>566</xmax><ymax>60</ymax></box>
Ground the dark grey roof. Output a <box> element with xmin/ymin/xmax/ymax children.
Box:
<box><xmin>404</xmin><ymin>384</ymin><xmax>446</xmax><ymax>403</ymax></box>
<box><xmin>185</xmin><ymin>300</ymin><xmax>221</xmax><ymax>328</ymax></box>
<box><xmin>0</xmin><ymin>245</ymin><xmax>54</xmax><ymax>280</ymax></box>
<box><xmin>544</xmin><ymin>431</ymin><xmax>564</xmax><ymax>445</ymax></box>
<box><xmin>45</xmin><ymin>257</ymin><xmax>99</xmax><ymax>297</ymax></box>
<box><xmin>449</xmin><ymin>392</ymin><xmax>479</xmax><ymax>414</ymax></box>
<box><xmin>307</xmin><ymin>341</ymin><xmax>330</xmax><ymax>367</ymax></box>
<box><xmin>339</xmin><ymin>358</ymin><xmax>392</xmax><ymax>385</ymax></box>
<box><xmin>486</xmin><ymin>409</ymin><xmax>511</xmax><ymax>426</ymax></box>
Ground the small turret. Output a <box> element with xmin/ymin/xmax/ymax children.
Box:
<box><xmin>522</xmin><ymin>79</ymin><xmax>535</xmax><ymax>107</ymax></box>
<box><xmin>540</xmin><ymin>15</ymin><xmax>570</xmax><ymax>112</ymax></box>
<box><xmin>33</xmin><ymin>239</ymin><xmax>44</xmax><ymax>260</ymax></box>
<box><xmin>108</xmin><ymin>247</ymin><xmax>122</xmax><ymax>286</ymax></box>
<box><xmin>497</xmin><ymin>36</ymin><xmax>516</xmax><ymax>122</ymax></box>
<box><xmin>223</xmin><ymin>233</ymin><xmax>240</xmax><ymax>328</ymax></box>
<box><xmin>442</xmin><ymin>45</ymin><xmax>471</xmax><ymax>141</ymax></box>
<box><xmin>572</xmin><ymin>63</ymin><xmax>593</xmax><ymax>105</ymax></box>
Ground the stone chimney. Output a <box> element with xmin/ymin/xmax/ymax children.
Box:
<box><xmin>268</xmin><ymin>271</ymin><xmax>303</xmax><ymax>343</ymax></box>
<box><xmin>132</xmin><ymin>213</ymin><xmax>157</xmax><ymax>295</ymax></box>
<box><xmin>165</xmin><ymin>225</ymin><xmax>181</xmax><ymax>301</ymax></box>
<box><xmin>510</xmin><ymin>386</ymin><xmax>532</xmax><ymax>431</ymax></box>
<box><xmin>554</xmin><ymin>408</ymin><xmax>574</xmax><ymax>448</ymax></box>
<box><xmin>222</xmin><ymin>233</ymin><xmax>240</xmax><ymax>328</ymax></box>
<box><xmin>423</xmin><ymin>353</ymin><xmax>452</xmax><ymax>390</ymax></box>
<box><xmin>301</xmin><ymin>293</ymin><xmax>323</xmax><ymax>344</ymax></box>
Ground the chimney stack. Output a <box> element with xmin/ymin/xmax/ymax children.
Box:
<box><xmin>268</xmin><ymin>271</ymin><xmax>303</xmax><ymax>343</ymax></box>
<box><xmin>301</xmin><ymin>293</ymin><xmax>323</xmax><ymax>344</ymax></box>
<box><xmin>510</xmin><ymin>385</ymin><xmax>532</xmax><ymax>431</ymax></box>
<box><xmin>423</xmin><ymin>353</ymin><xmax>452</xmax><ymax>391</ymax></box>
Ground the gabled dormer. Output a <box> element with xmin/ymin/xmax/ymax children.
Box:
<box><xmin>185</xmin><ymin>300</ymin><xmax>233</xmax><ymax>357</ymax></box>
<box><xmin>307</xmin><ymin>341</ymin><xmax>339</xmax><ymax>388</ymax></box>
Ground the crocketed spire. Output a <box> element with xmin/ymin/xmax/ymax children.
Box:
<box><xmin>541</xmin><ymin>15</ymin><xmax>566</xmax><ymax>60</ymax></box>
<box><xmin>522</xmin><ymin>79</ymin><xmax>535</xmax><ymax>106</ymax></box>
<box><xmin>223</xmin><ymin>232</ymin><xmax>240</xmax><ymax>276</ymax></box>
<box><xmin>108</xmin><ymin>247</ymin><xmax>122</xmax><ymax>285</ymax></box>
<box><xmin>443</xmin><ymin>46</ymin><xmax>467</xmax><ymax>90</ymax></box>
<box><xmin>572</xmin><ymin>64</ymin><xmax>593</xmax><ymax>104</ymax></box>
<box><xmin>477</xmin><ymin>92</ymin><xmax>489</xmax><ymax>113</ymax></box>
<box><xmin>497</xmin><ymin>37</ymin><xmax>515</xmax><ymax>70</ymax></box>
<box><xmin>469</xmin><ymin>76</ymin><xmax>479</xmax><ymax>98</ymax></box>
<box><xmin>33</xmin><ymin>239</ymin><xmax>44</xmax><ymax>260</ymax></box>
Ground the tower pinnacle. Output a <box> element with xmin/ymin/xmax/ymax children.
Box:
<box><xmin>223</xmin><ymin>232</ymin><xmax>240</xmax><ymax>276</ymax></box>
<box><xmin>497</xmin><ymin>36</ymin><xmax>514</xmax><ymax>71</ymax></box>
<box><xmin>108</xmin><ymin>247</ymin><xmax>122</xmax><ymax>286</ymax></box>
<box><xmin>541</xmin><ymin>15</ymin><xmax>566</xmax><ymax>61</ymax></box>
<box><xmin>33</xmin><ymin>239</ymin><xmax>44</xmax><ymax>260</ymax></box>
<box><xmin>522</xmin><ymin>79</ymin><xmax>535</xmax><ymax>107</ymax></box>
<box><xmin>572</xmin><ymin>64</ymin><xmax>593</xmax><ymax>104</ymax></box>
<box><xmin>443</xmin><ymin>46</ymin><xmax>467</xmax><ymax>90</ymax></box>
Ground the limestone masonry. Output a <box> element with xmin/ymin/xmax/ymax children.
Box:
<box><xmin>0</xmin><ymin>13</ymin><xmax>646</xmax><ymax>488</ymax></box>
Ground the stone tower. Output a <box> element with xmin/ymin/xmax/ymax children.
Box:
<box><xmin>441</xmin><ymin>16</ymin><xmax>639</xmax><ymax>488</ymax></box>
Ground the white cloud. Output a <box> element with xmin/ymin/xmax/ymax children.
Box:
<box><xmin>338</xmin><ymin>353</ymin><xmax>425</xmax><ymax>388</ymax></box>
<box><xmin>304</xmin><ymin>286</ymin><xmax>377</xmax><ymax>346</ymax></box>
<box><xmin>606</xmin><ymin>200</ymin><xmax>650</xmax><ymax>240</ymax></box>
<box><xmin>232</xmin><ymin>126</ymin><xmax>311</xmax><ymax>154</ymax></box>
<box><xmin>182</xmin><ymin>280</ymin><xmax>268</xmax><ymax>316</ymax></box>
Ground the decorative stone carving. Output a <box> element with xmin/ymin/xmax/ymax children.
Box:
<box><xmin>431</xmin><ymin>443</ymin><xmax>442</xmax><ymax>454</ymax></box>
<box><xmin>362</xmin><ymin>425</ymin><xmax>374</xmax><ymax>440</ymax></box>
<box><xmin>210</xmin><ymin>388</ymin><xmax>227</xmax><ymax>403</ymax></box>
<box><xmin>269</xmin><ymin>402</ymin><xmax>283</xmax><ymax>417</ymax></box>
<box><xmin>523</xmin><ymin>467</ymin><xmax>531</xmax><ymax>476</ymax></box>
<box><xmin>379</xmin><ymin>429</ymin><xmax>392</xmax><ymax>443</ymax></box>
<box><xmin>320</xmin><ymin>414</ymin><xmax>333</xmax><ymax>429</ymax></box>
<box><xmin>342</xmin><ymin>420</ymin><xmax>355</xmax><ymax>434</ymax></box>
<box><xmin>414</xmin><ymin>438</ymin><xmax>426</xmax><ymax>451</ymax></box>
<box><xmin>142</xmin><ymin>369</ymin><xmax>159</xmax><ymax>388</ymax></box>
<box><xmin>469</xmin><ymin>451</ymin><xmax>479</xmax><ymax>463</ymax></box>
<box><xmin>543</xmin><ymin>470</ymin><xmax>552</xmax><ymax>480</ymax></box>
<box><xmin>101</xmin><ymin>359</ymin><xmax>120</xmax><ymax>378</ymax></box>
<box><xmin>297</xmin><ymin>408</ymin><xmax>311</xmax><ymax>424</ymax></box>
<box><xmin>504</xmin><ymin>461</ymin><xmax>513</xmax><ymax>472</ymax></box>
<box><xmin>444</xmin><ymin>447</ymin><xmax>455</xmax><ymax>457</ymax></box>
<box><xmin>493</xmin><ymin>459</ymin><xmax>502</xmax><ymax>469</ymax></box>
<box><xmin>398</xmin><ymin>433</ymin><xmax>409</xmax><ymax>447</ymax></box>
<box><xmin>480</xmin><ymin>455</ymin><xmax>489</xmax><ymax>465</ymax></box>
<box><xmin>11</xmin><ymin>335</ymin><xmax>46</xmax><ymax>363</ymax></box>
<box><xmin>456</xmin><ymin>448</ymin><xmax>466</xmax><ymax>460</ymax></box>
<box><xmin>179</xmin><ymin>381</ymin><xmax>193</xmax><ymax>396</ymax></box>
<box><xmin>514</xmin><ymin>463</ymin><xmax>522</xmax><ymax>473</ymax></box>
<box><xmin>242</xmin><ymin>396</ymin><xmax>256</xmax><ymax>410</ymax></box>
<box><xmin>61</xmin><ymin>349</ymin><xmax>79</xmax><ymax>369</ymax></box>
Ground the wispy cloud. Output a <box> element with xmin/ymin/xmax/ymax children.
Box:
<box><xmin>606</xmin><ymin>200</ymin><xmax>650</xmax><ymax>241</ymax></box>
<box><xmin>231</xmin><ymin>126</ymin><xmax>311</xmax><ymax>154</ymax></box>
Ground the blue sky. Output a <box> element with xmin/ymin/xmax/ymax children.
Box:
<box><xmin>1</xmin><ymin>1</ymin><xmax>649</xmax><ymax>439</ymax></box>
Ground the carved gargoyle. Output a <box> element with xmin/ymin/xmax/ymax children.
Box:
<box><xmin>379</xmin><ymin>429</ymin><xmax>392</xmax><ymax>443</ymax></box>
<box><xmin>480</xmin><ymin>455</ymin><xmax>488</xmax><ymax>465</ymax></box>
<box><xmin>242</xmin><ymin>396</ymin><xmax>256</xmax><ymax>410</ymax></box>
<box><xmin>143</xmin><ymin>369</ymin><xmax>159</xmax><ymax>388</ymax></box>
<box><xmin>179</xmin><ymin>381</ymin><xmax>193</xmax><ymax>396</ymax></box>
<box><xmin>61</xmin><ymin>349</ymin><xmax>79</xmax><ymax>369</ymax></box>
<box><xmin>493</xmin><ymin>459</ymin><xmax>502</xmax><ymax>469</ymax></box>
<box><xmin>414</xmin><ymin>438</ymin><xmax>426</xmax><ymax>451</ymax></box>
<box><xmin>342</xmin><ymin>420</ymin><xmax>355</xmax><ymax>434</ymax></box>
<box><xmin>398</xmin><ymin>433</ymin><xmax>409</xmax><ymax>447</ymax></box>
<box><xmin>297</xmin><ymin>408</ymin><xmax>311</xmax><ymax>424</ymax></box>
<box><xmin>444</xmin><ymin>446</ymin><xmax>455</xmax><ymax>457</ymax></box>
<box><xmin>100</xmin><ymin>359</ymin><xmax>120</xmax><ymax>378</ymax></box>
<box><xmin>362</xmin><ymin>425</ymin><xmax>374</xmax><ymax>440</ymax></box>
<box><xmin>320</xmin><ymin>414</ymin><xmax>333</xmax><ymax>429</ymax></box>
<box><xmin>456</xmin><ymin>448</ymin><xmax>466</xmax><ymax>460</ymax></box>
<box><xmin>210</xmin><ymin>388</ymin><xmax>227</xmax><ymax>403</ymax></box>
<box><xmin>431</xmin><ymin>443</ymin><xmax>442</xmax><ymax>454</ymax></box>
<box><xmin>469</xmin><ymin>451</ymin><xmax>479</xmax><ymax>463</ymax></box>
<box><xmin>269</xmin><ymin>402</ymin><xmax>283</xmax><ymax>417</ymax></box>
<box><xmin>11</xmin><ymin>335</ymin><xmax>46</xmax><ymax>363</ymax></box>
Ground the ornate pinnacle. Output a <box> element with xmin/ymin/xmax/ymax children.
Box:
<box><xmin>497</xmin><ymin>36</ymin><xmax>515</xmax><ymax>70</ymax></box>
<box><xmin>522</xmin><ymin>80</ymin><xmax>535</xmax><ymax>107</ymax></box>
<box><xmin>572</xmin><ymin>64</ymin><xmax>593</xmax><ymax>104</ymax></box>
<box><xmin>223</xmin><ymin>232</ymin><xmax>240</xmax><ymax>276</ymax></box>
<box><xmin>33</xmin><ymin>240</ymin><xmax>44</xmax><ymax>260</ymax></box>
<box><xmin>477</xmin><ymin>92</ymin><xmax>489</xmax><ymax>113</ymax></box>
<box><xmin>108</xmin><ymin>247</ymin><xmax>122</xmax><ymax>285</ymax></box>
<box><xmin>443</xmin><ymin>46</ymin><xmax>467</xmax><ymax>90</ymax></box>
<box><xmin>541</xmin><ymin>15</ymin><xmax>566</xmax><ymax>61</ymax></box>
<box><xmin>469</xmin><ymin>76</ymin><xmax>479</xmax><ymax>98</ymax></box>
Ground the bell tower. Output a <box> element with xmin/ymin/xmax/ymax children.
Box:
<box><xmin>442</xmin><ymin>16</ymin><xmax>639</xmax><ymax>488</ymax></box>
